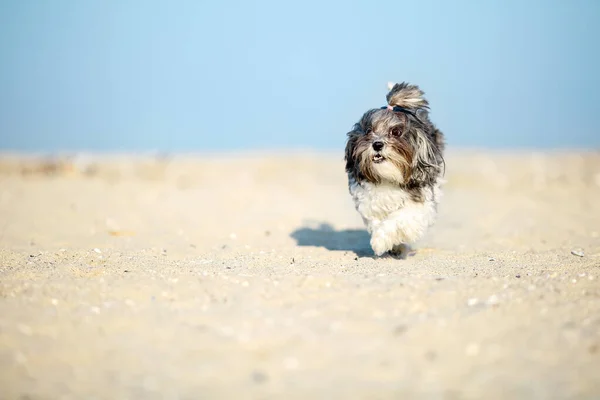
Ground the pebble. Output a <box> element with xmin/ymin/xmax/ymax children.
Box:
<box><xmin>252</xmin><ymin>370</ymin><xmax>268</xmax><ymax>383</ymax></box>
<box><xmin>393</xmin><ymin>325</ymin><xmax>408</xmax><ymax>336</ymax></box>
<box><xmin>571</xmin><ymin>248</ymin><xmax>584</xmax><ymax>257</ymax></box>
<box><xmin>93</xmin><ymin>248</ymin><xmax>102</xmax><ymax>254</ymax></box>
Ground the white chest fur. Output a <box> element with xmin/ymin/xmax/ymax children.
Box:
<box><xmin>349</xmin><ymin>179</ymin><xmax>441</xmax><ymax>255</ymax></box>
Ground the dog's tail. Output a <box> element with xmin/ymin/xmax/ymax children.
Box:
<box><xmin>386</xmin><ymin>82</ymin><xmax>429</xmax><ymax>110</ymax></box>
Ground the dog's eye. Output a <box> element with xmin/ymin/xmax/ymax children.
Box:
<box><xmin>390</xmin><ymin>127</ymin><xmax>401</xmax><ymax>137</ymax></box>
<box><xmin>365</xmin><ymin>127</ymin><xmax>373</xmax><ymax>134</ymax></box>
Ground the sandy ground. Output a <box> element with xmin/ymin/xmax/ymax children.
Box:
<box><xmin>0</xmin><ymin>150</ymin><xmax>599</xmax><ymax>399</ymax></box>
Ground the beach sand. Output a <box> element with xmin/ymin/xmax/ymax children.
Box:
<box><xmin>0</xmin><ymin>150</ymin><xmax>599</xmax><ymax>399</ymax></box>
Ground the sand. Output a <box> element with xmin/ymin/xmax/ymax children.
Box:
<box><xmin>0</xmin><ymin>150</ymin><xmax>599</xmax><ymax>399</ymax></box>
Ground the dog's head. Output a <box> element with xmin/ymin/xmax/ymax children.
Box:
<box><xmin>345</xmin><ymin>82</ymin><xmax>445</xmax><ymax>187</ymax></box>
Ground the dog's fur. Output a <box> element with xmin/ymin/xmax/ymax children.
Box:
<box><xmin>344</xmin><ymin>82</ymin><xmax>445</xmax><ymax>258</ymax></box>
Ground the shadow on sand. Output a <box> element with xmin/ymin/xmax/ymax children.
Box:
<box><xmin>290</xmin><ymin>223</ymin><xmax>373</xmax><ymax>257</ymax></box>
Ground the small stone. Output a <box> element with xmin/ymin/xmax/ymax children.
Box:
<box><xmin>571</xmin><ymin>248</ymin><xmax>584</xmax><ymax>257</ymax></box>
<box><xmin>393</xmin><ymin>325</ymin><xmax>408</xmax><ymax>336</ymax></box>
<box><xmin>93</xmin><ymin>248</ymin><xmax>102</xmax><ymax>254</ymax></box>
<box><xmin>252</xmin><ymin>370</ymin><xmax>268</xmax><ymax>383</ymax></box>
<box><xmin>488</xmin><ymin>257</ymin><xmax>495</xmax><ymax>261</ymax></box>
<box><xmin>515</xmin><ymin>274</ymin><xmax>521</xmax><ymax>278</ymax></box>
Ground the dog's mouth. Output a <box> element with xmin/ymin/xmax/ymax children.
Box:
<box><xmin>373</xmin><ymin>153</ymin><xmax>385</xmax><ymax>164</ymax></box>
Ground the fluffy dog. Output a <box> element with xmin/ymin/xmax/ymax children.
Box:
<box><xmin>344</xmin><ymin>82</ymin><xmax>445</xmax><ymax>258</ymax></box>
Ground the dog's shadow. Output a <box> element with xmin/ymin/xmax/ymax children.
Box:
<box><xmin>290</xmin><ymin>223</ymin><xmax>373</xmax><ymax>257</ymax></box>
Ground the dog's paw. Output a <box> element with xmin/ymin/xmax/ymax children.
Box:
<box><xmin>389</xmin><ymin>243</ymin><xmax>412</xmax><ymax>260</ymax></box>
<box><xmin>370</xmin><ymin>236</ymin><xmax>391</xmax><ymax>257</ymax></box>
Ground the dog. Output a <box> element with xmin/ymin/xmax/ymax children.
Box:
<box><xmin>344</xmin><ymin>82</ymin><xmax>445</xmax><ymax>258</ymax></box>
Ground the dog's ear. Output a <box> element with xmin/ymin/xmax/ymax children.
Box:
<box><xmin>344</xmin><ymin>125</ymin><xmax>360</xmax><ymax>175</ymax></box>
<box><xmin>409</xmin><ymin>128</ymin><xmax>444</xmax><ymax>186</ymax></box>
<box><xmin>386</xmin><ymin>82</ymin><xmax>429</xmax><ymax>110</ymax></box>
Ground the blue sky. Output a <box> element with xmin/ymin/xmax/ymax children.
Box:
<box><xmin>1</xmin><ymin>0</ymin><xmax>599</xmax><ymax>152</ymax></box>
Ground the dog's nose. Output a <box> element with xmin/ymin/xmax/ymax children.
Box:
<box><xmin>372</xmin><ymin>141</ymin><xmax>384</xmax><ymax>151</ymax></box>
